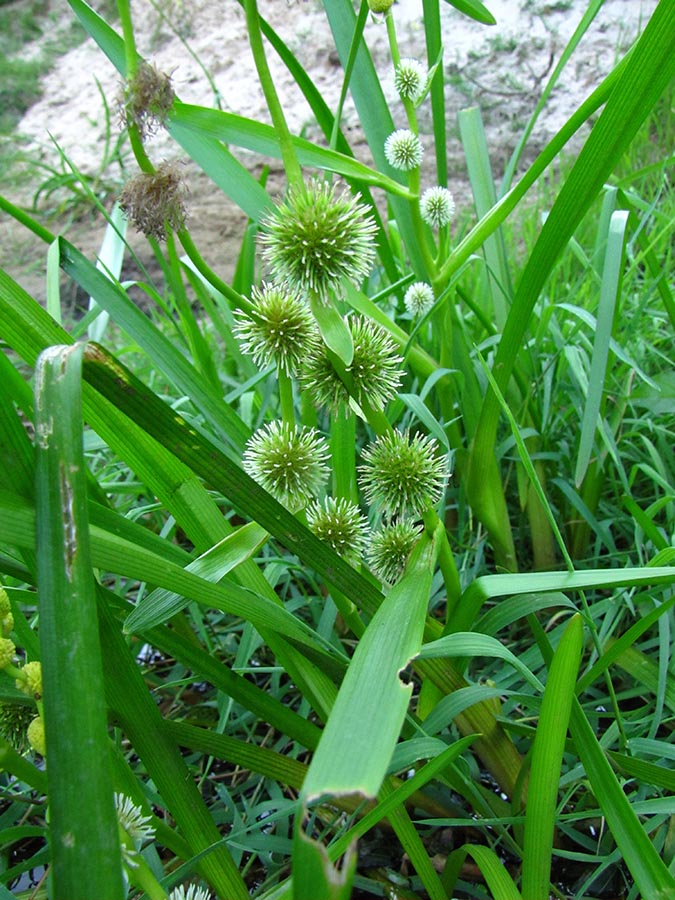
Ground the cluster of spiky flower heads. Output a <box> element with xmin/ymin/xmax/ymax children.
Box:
<box><xmin>404</xmin><ymin>281</ymin><xmax>435</xmax><ymax>317</ymax></box>
<box><xmin>306</xmin><ymin>497</ymin><xmax>369</xmax><ymax>564</ymax></box>
<box><xmin>233</xmin><ymin>283</ymin><xmax>320</xmax><ymax>375</ymax></box>
<box><xmin>384</xmin><ymin>129</ymin><xmax>423</xmax><ymax>171</ymax></box>
<box><xmin>260</xmin><ymin>180</ymin><xmax>378</xmax><ymax>305</ymax></box>
<box><xmin>243</xmin><ymin>421</ymin><xmax>330</xmax><ymax>511</ymax></box>
<box><xmin>300</xmin><ymin>315</ymin><xmax>403</xmax><ymax>414</ymax></box>
<box><xmin>358</xmin><ymin>429</ymin><xmax>447</xmax><ymax>517</ymax></box>
<box><xmin>394</xmin><ymin>58</ymin><xmax>427</xmax><ymax>103</ymax></box>
<box><xmin>119</xmin><ymin>161</ymin><xmax>188</xmax><ymax>241</ymax></box>
<box><xmin>120</xmin><ymin>61</ymin><xmax>176</xmax><ymax>140</ymax></box>
<box><xmin>420</xmin><ymin>186</ymin><xmax>455</xmax><ymax>229</ymax></box>
<box><xmin>368</xmin><ymin>520</ymin><xmax>423</xmax><ymax>584</ymax></box>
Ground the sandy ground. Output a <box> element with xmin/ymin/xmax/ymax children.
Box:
<box><xmin>1</xmin><ymin>0</ymin><xmax>658</xmax><ymax>307</ymax></box>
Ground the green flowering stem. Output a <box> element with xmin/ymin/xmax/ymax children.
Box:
<box><xmin>385</xmin><ymin>10</ymin><xmax>437</xmax><ymax>275</ymax></box>
<box><xmin>328</xmin><ymin>0</ymin><xmax>369</xmax><ymax>154</ymax></box>
<box><xmin>120</xmin><ymin>837</ymin><xmax>168</xmax><ymax>900</ymax></box>
<box><xmin>423</xmin><ymin>509</ymin><xmax>461</xmax><ymax>622</ymax></box>
<box><xmin>177</xmin><ymin>229</ymin><xmax>254</xmax><ymax>317</ymax></box>
<box><xmin>278</xmin><ymin>368</ymin><xmax>295</xmax><ymax>428</ymax></box>
<box><xmin>359</xmin><ymin>397</ymin><xmax>393</xmax><ymax>438</ymax></box>
<box><xmin>116</xmin><ymin>0</ymin><xmax>154</xmax><ymax>175</ymax></box>
<box><xmin>244</xmin><ymin>0</ymin><xmax>303</xmax><ymax>190</ymax></box>
<box><xmin>330</xmin><ymin>413</ymin><xmax>358</xmax><ymax>503</ymax></box>
<box><xmin>331</xmin><ymin>587</ymin><xmax>366</xmax><ymax>639</ymax></box>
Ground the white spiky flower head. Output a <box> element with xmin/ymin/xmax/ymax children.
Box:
<box><xmin>420</xmin><ymin>186</ymin><xmax>455</xmax><ymax>229</ymax></box>
<box><xmin>358</xmin><ymin>429</ymin><xmax>448</xmax><ymax>517</ymax></box>
<box><xmin>368</xmin><ymin>520</ymin><xmax>424</xmax><ymax>584</ymax></box>
<box><xmin>306</xmin><ymin>497</ymin><xmax>369</xmax><ymax>564</ymax></box>
<box><xmin>260</xmin><ymin>179</ymin><xmax>377</xmax><ymax>305</ymax></box>
<box><xmin>299</xmin><ymin>315</ymin><xmax>403</xmax><ymax>414</ymax></box>
<box><xmin>404</xmin><ymin>281</ymin><xmax>435</xmax><ymax>317</ymax></box>
<box><xmin>395</xmin><ymin>58</ymin><xmax>427</xmax><ymax>102</ymax></box>
<box><xmin>169</xmin><ymin>886</ymin><xmax>213</xmax><ymax>900</ymax></box>
<box><xmin>384</xmin><ymin>129</ymin><xmax>423</xmax><ymax>171</ymax></box>
<box><xmin>115</xmin><ymin>794</ymin><xmax>155</xmax><ymax>845</ymax></box>
<box><xmin>115</xmin><ymin>793</ymin><xmax>155</xmax><ymax>870</ymax></box>
<box><xmin>243</xmin><ymin>421</ymin><xmax>330</xmax><ymax>511</ymax></box>
<box><xmin>233</xmin><ymin>283</ymin><xmax>320</xmax><ymax>375</ymax></box>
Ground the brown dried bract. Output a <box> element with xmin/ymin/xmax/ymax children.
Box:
<box><xmin>120</xmin><ymin>61</ymin><xmax>176</xmax><ymax>140</ymax></box>
<box><xmin>118</xmin><ymin>161</ymin><xmax>188</xmax><ymax>241</ymax></box>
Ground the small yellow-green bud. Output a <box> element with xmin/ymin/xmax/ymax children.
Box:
<box><xmin>27</xmin><ymin>716</ymin><xmax>46</xmax><ymax>756</ymax></box>
<box><xmin>368</xmin><ymin>0</ymin><xmax>394</xmax><ymax>11</ymax></box>
<box><xmin>0</xmin><ymin>588</ymin><xmax>12</xmax><ymax>637</ymax></box>
<box><xmin>18</xmin><ymin>661</ymin><xmax>43</xmax><ymax>700</ymax></box>
<box><xmin>0</xmin><ymin>638</ymin><xmax>16</xmax><ymax>670</ymax></box>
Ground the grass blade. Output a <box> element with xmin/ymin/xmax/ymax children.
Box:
<box><xmin>300</xmin><ymin>525</ymin><xmax>438</xmax><ymax>802</ymax></box>
<box><xmin>521</xmin><ymin>614</ymin><xmax>583</xmax><ymax>899</ymax></box>
<box><xmin>468</xmin><ymin>2</ymin><xmax>675</xmax><ymax>551</ymax></box>
<box><xmin>569</xmin><ymin>695</ymin><xmax>675</xmax><ymax>897</ymax></box>
<box><xmin>34</xmin><ymin>343</ymin><xmax>124</xmax><ymax>899</ymax></box>
<box><xmin>574</xmin><ymin>210</ymin><xmax>629</xmax><ymax>486</ymax></box>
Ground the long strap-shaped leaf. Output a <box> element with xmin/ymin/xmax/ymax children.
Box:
<box><xmin>34</xmin><ymin>344</ymin><xmax>125</xmax><ymax>900</ymax></box>
<box><xmin>521</xmin><ymin>614</ymin><xmax>583</xmax><ymax>899</ymax></box>
<box><xmin>467</xmin><ymin>0</ymin><xmax>675</xmax><ymax>556</ymax></box>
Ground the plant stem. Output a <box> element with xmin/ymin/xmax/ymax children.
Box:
<box><xmin>178</xmin><ymin>229</ymin><xmax>254</xmax><ymax>316</ymax></box>
<box><xmin>278</xmin><ymin>368</ymin><xmax>295</xmax><ymax>428</ymax></box>
<box><xmin>243</xmin><ymin>0</ymin><xmax>303</xmax><ymax>190</ymax></box>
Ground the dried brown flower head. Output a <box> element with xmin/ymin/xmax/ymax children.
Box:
<box><xmin>119</xmin><ymin>161</ymin><xmax>188</xmax><ymax>241</ymax></box>
<box><xmin>120</xmin><ymin>61</ymin><xmax>176</xmax><ymax>139</ymax></box>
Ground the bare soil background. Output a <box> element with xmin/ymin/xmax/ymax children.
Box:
<box><xmin>1</xmin><ymin>0</ymin><xmax>658</xmax><ymax>309</ymax></box>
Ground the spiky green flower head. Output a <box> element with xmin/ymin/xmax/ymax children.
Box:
<box><xmin>0</xmin><ymin>587</ymin><xmax>13</xmax><ymax>637</ymax></box>
<box><xmin>17</xmin><ymin>660</ymin><xmax>42</xmax><ymax>700</ymax></box>
<box><xmin>233</xmin><ymin>283</ymin><xmax>320</xmax><ymax>375</ymax></box>
<box><xmin>0</xmin><ymin>637</ymin><xmax>16</xmax><ymax>670</ymax></box>
<box><xmin>384</xmin><ymin>129</ymin><xmax>423</xmax><ymax>171</ymax></box>
<box><xmin>169</xmin><ymin>886</ymin><xmax>213</xmax><ymax>900</ymax></box>
<box><xmin>404</xmin><ymin>281</ymin><xmax>435</xmax><ymax>317</ymax></box>
<box><xmin>243</xmin><ymin>421</ymin><xmax>330</xmax><ymax>511</ymax></box>
<box><xmin>420</xmin><ymin>186</ymin><xmax>455</xmax><ymax>229</ymax></box>
<box><xmin>358</xmin><ymin>429</ymin><xmax>448</xmax><ymax>517</ymax></box>
<box><xmin>368</xmin><ymin>520</ymin><xmax>423</xmax><ymax>584</ymax></box>
<box><xmin>119</xmin><ymin>161</ymin><xmax>188</xmax><ymax>241</ymax></box>
<box><xmin>395</xmin><ymin>58</ymin><xmax>427</xmax><ymax>103</ymax></box>
<box><xmin>306</xmin><ymin>497</ymin><xmax>369</xmax><ymax>564</ymax></box>
<box><xmin>300</xmin><ymin>315</ymin><xmax>403</xmax><ymax>415</ymax></box>
<box><xmin>368</xmin><ymin>0</ymin><xmax>394</xmax><ymax>10</ymax></box>
<box><xmin>27</xmin><ymin>716</ymin><xmax>45</xmax><ymax>756</ymax></box>
<box><xmin>260</xmin><ymin>180</ymin><xmax>378</xmax><ymax>305</ymax></box>
<box><xmin>0</xmin><ymin>701</ymin><xmax>34</xmax><ymax>751</ymax></box>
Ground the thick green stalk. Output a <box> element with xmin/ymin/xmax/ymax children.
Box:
<box><xmin>116</xmin><ymin>0</ymin><xmax>154</xmax><ymax>174</ymax></box>
<box><xmin>244</xmin><ymin>0</ymin><xmax>303</xmax><ymax>189</ymax></box>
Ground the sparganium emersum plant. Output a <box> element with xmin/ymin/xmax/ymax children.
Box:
<box><xmin>1</xmin><ymin>0</ymin><xmax>674</xmax><ymax>899</ymax></box>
